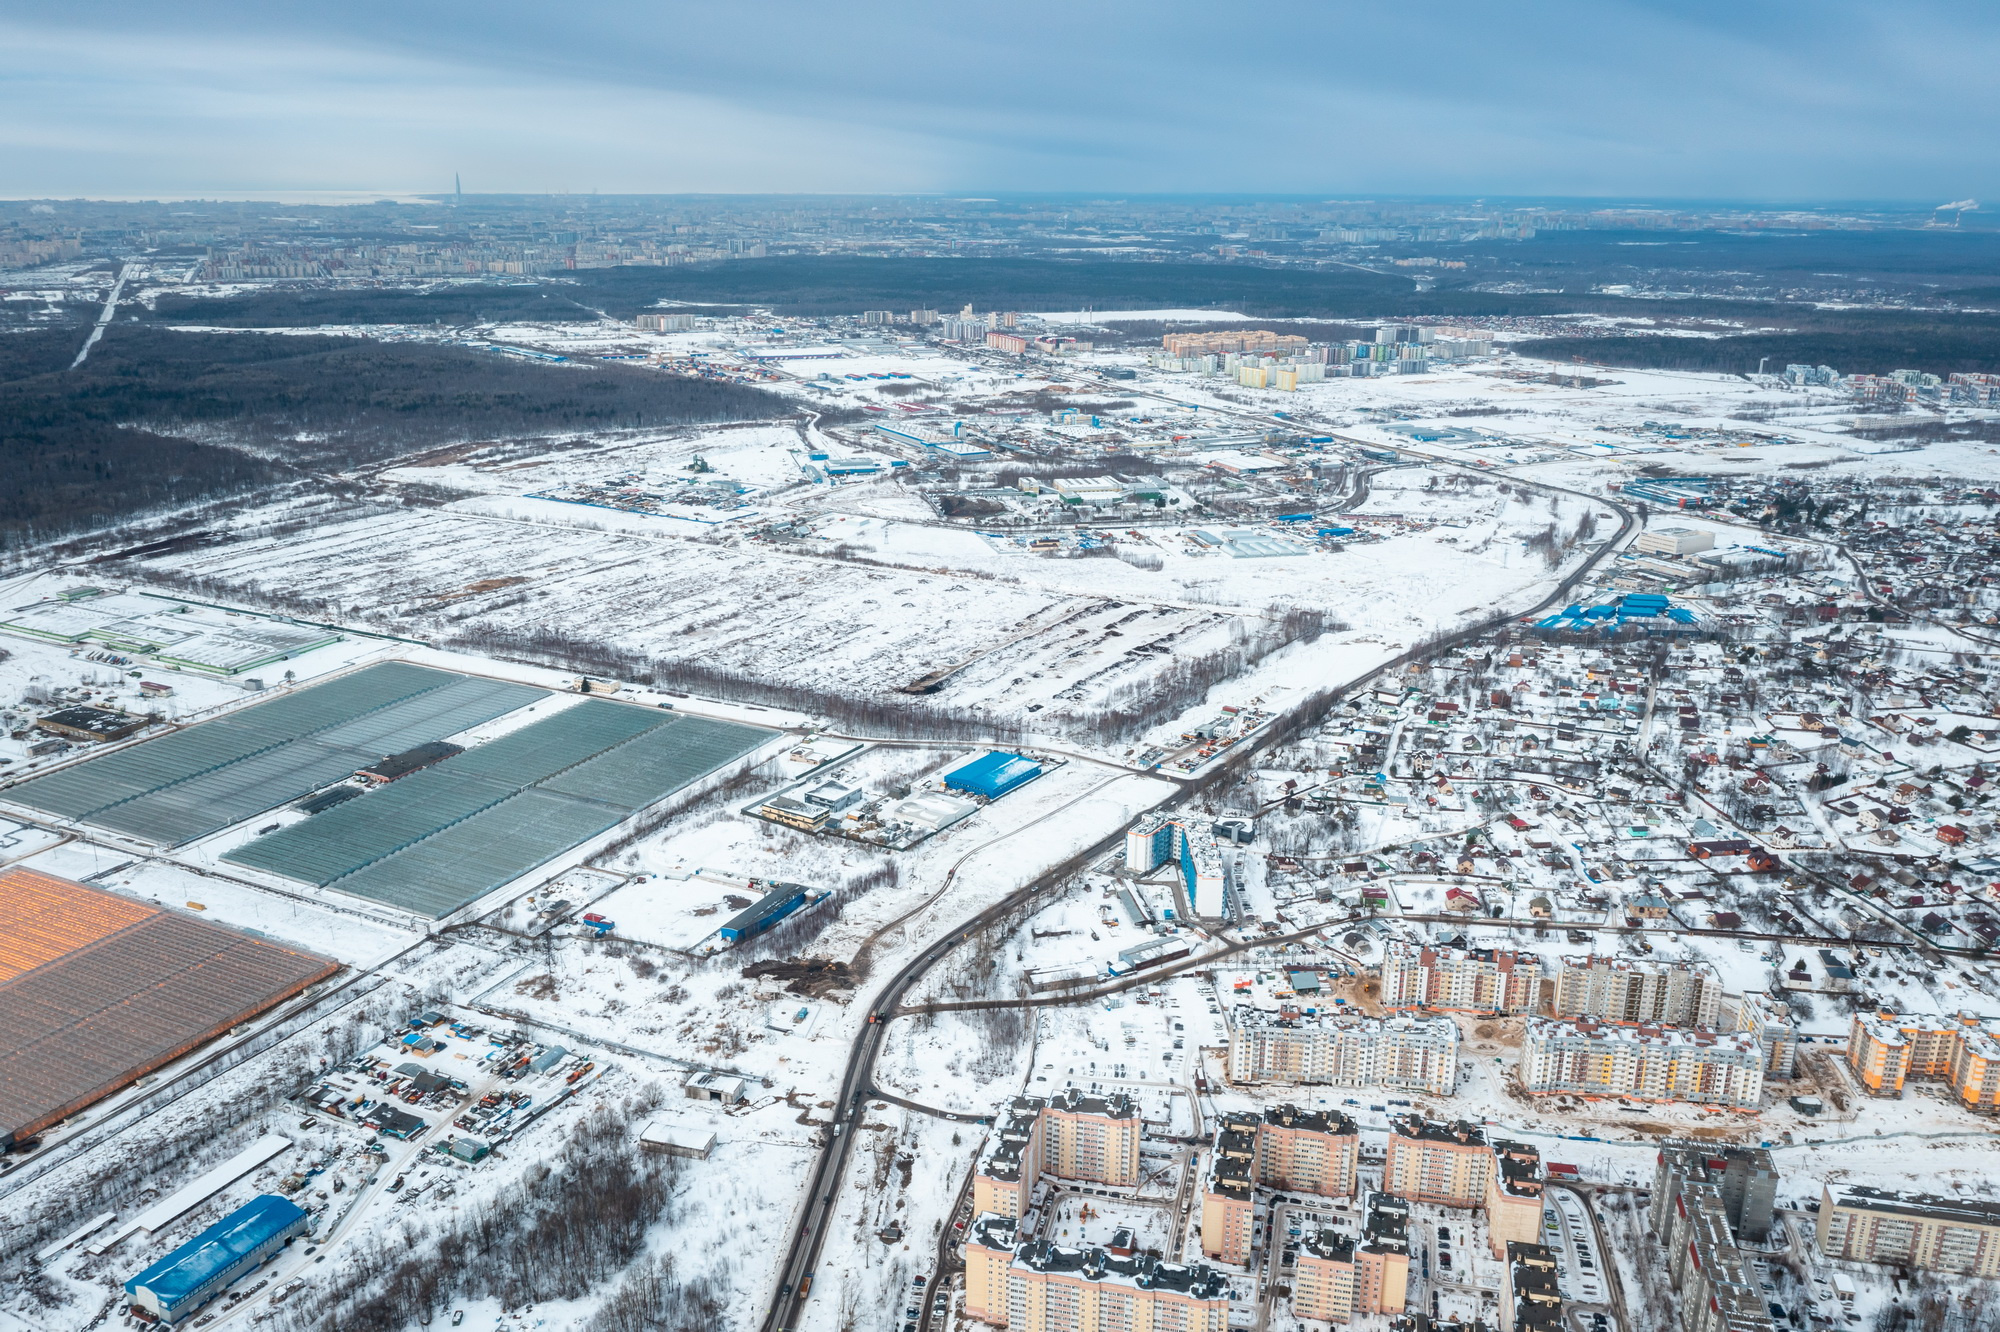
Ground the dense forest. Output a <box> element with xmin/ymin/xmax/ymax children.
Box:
<box><xmin>134</xmin><ymin>255</ymin><xmax>2000</xmax><ymax>348</ymax></box>
<box><xmin>144</xmin><ymin>285</ymin><xmax>605</xmax><ymax>326</ymax></box>
<box><xmin>1516</xmin><ymin>320</ymin><xmax>2000</xmax><ymax>376</ymax></box>
<box><xmin>0</xmin><ymin>325</ymin><xmax>793</xmax><ymax>548</ymax></box>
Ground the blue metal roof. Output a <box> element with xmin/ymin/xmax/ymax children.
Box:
<box><xmin>946</xmin><ymin>752</ymin><xmax>1041</xmax><ymax>797</ymax></box>
<box><xmin>126</xmin><ymin>1194</ymin><xmax>306</xmax><ymax>1311</ymax></box>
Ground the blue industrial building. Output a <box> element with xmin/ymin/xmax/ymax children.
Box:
<box><xmin>719</xmin><ymin>883</ymin><xmax>811</xmax><ymax>943</ymax></box>
<box><xmin>125</xmin><ymin>1194</ymin><xmax>309</xmax><ymax>1324</ymax></box>
<box><xmin>944</xmin><ymin>752</ymin><xmax>1043</xmax><ymax>801</ymax></box>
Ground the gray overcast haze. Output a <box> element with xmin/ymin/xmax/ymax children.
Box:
<box><xmin>2</xmin><ymin>0</ymin><xmax>1997</xmax><ymax>201</ymax></box>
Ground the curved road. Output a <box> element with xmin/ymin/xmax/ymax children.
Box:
<box><xmin>760</xmin><ymin>479</ymin><xmax>1640</xmax><ymax>1332</ymax></box>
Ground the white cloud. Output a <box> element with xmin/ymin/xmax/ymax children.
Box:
<box><xmin>0</xmin><ymin>23</ymin><xmax>958</xmax><ymax>195</ymax></box>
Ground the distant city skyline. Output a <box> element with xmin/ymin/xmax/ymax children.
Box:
<box><xmin>2</xmin><ymin>0</ymin><xmax>1997</xmax><ymax>201</ymax></box>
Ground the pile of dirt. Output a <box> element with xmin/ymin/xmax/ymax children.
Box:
<box><xmin>743</xmin><ymin>955</ymin><xmax>855</xmax><ymax>996</ymax></box>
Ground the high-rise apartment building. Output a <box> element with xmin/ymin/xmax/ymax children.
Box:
<box><xmin>1553</xmin><ymin>955</ymin><xmax>1723</xmax><ymax>1029</ymax></box>
<box><xmin>1499</xmin><ymin>1243</ymin><xmax>1563</xmax><ymax>1332</ymax></box>
<box><xmin>1198</xmin><ymin>1117</ymin><xmax>1257</xmax><ymax>1264</ymax></box>
<box><xmin>1484</xmin><ymin>1141</ymin><xmax>1545</xmax><ymax>1258</ymax></box>
<box><xmin>1817</xmin><ymin>1184</ymin><xmax>2000</xmax><ymax>1278</ymax></box>
<box><xmin>1380</xmin><ymin>941</ymin><xmax>1542</xmax><ymax>1015</ymax></box>
<box><xmin>973</xmin><ymin>1090</ymin><xmax>1142</xmax><ymax>1219</ymax></box>
<box><xmin>1226</xmin><ymin>1008</ymin><xmax>1457</xmax><ymax>1096</ymax></box>
<box><xmin>1383</xmin><ymin>1116</ymin><xmax>1492</xmax><ymax>1209</ymax></box>
<box><xmin>1200</xmin><ymin>1107</ymin><xmax>1359</xmax><ymax>1263</ymax></box>
<box><xmin>1291</xmin><ymin>1195</ymin><xmax>1409</xmax><ymax>1323</ymax></box>
<box><xmin>1520</xmin><ymin>1018</ymin><xmax>1765</xmax><ymax>1109</ymax></box>
<box><xmin>1254</xmin><ymin>1103</ymin><xmax>1360</xmax><ymax>1198</ymax></box>
<box><xmin>1724</xmin><ymin>991</ymin><xmax>1798</xmax><ymax>1079</ymax></box>
<box><xmin>1652</xmin><ymin>1142</ymin><xmax>1777</xmax><ymax>1244</ymax></box>
<box><xmin>1160</xmin><ymin>329</ymin><xmax>1308</xmax><ymax>358</ymax></box>
<box><xmin>1125</xmin><ymin>814</ymin><xmax>1230</xmax><ymax>919</ymax></box>
<box><xmin>1661</xmin><ymin>1187</ymin><xmax>1774</xmax><ymax>1332</ymax></box>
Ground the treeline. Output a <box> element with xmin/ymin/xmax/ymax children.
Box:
<box><xmin>1074</xmin><ymin>607</ymin><xmax>1342</xmax><ymax>743</ymax></box>
<box><xmin>145</xmin><ymin>285</ymin><xmax>603</xmax><ymax>326</ymax></box>
<box><xmin>0</xmin><ymin>325</ymin><xmax>791</xmax><ymax>547</ymax></box>
<box><xmin>555</xmin><ymin>255</ymin><xmax>2000</xmax><ymax>324</ymax></box>
<box><xmin>443</xmin><ymin>624</ymin><xmax>1027</xmax><ymax>743</ymax></box>
<box><xmin>1516</xmin><ymin>323</ymin><xmax>2000</xmax><ymax>376</ymax></box>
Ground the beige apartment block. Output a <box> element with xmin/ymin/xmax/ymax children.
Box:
<box><xmin>1520</xmin><ymin>1018</ymin><xmax>1765</xmax><ymax>1109</ymax></box>
<box><xmin>999</xmin><ymin>1238</ymin><xmax>1232</xmax><ymax>1332</ymax></box>
<box><xmin>1485</xmin><ymin>1141</ymin><xmax>1545</xmax><ymax>1258</ymax></box>
<box><xmin>1554</xmin><ymin>954</ymin><xmax>1724</xmax><ymax>1029</ymax></box>
<box><xmin>1254</xmin><ymin>1103</ymin><xmax>1360</xmax><ymax>1197</ymax></box>
<box><xmin>1383</xmin><ymin>1116</ymin><xmax>1493</xmax><ymax>1209</ymax></box>
<box><xmin>1380</xmin><ymin>941</ymin><xmax>1542</xmax><ymax>1015</ymax></box>
<box><xmin>1817</xmin><ymin>1184</ymin><xmax>2000</xmax><ymax>1278</ymax></box>
<box><xmin>973</xmin><ymin>1089</ymin><xmax>1143</xmax><ymax>1222</ymax></box>
<box><xmin>1226</xmin><ymin>1006</ymin><xmax>1458</xmax><ymax>1096</ymax></box>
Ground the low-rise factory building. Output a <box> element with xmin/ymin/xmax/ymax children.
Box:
<box><xmin>124</xmin><ymin>1194</ymin><xmax>309</xmax><ymax>1325</ymax></box>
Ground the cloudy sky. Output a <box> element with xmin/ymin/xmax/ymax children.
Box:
<box><xmin>3</xmin><ymin>0</ymin><xmax>1996</xmax><ymax>201</ymax></box>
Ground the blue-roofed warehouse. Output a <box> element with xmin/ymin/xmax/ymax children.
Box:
<box><xmin>944</xmin><ymin>752</ymin><xmax>1043</xmax><ymax>801</ymax></box>
<box><xmin>718</xmin><ymin>883</ymin><xmax>810</xmax><ymax>943</ymax></box>
<box><xmin>125</xmin><ymin>1194</ymin><xmax>309</xmax><ymax>1323</ymax></box>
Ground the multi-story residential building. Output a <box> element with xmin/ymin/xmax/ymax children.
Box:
<box><xmin>1253</xmin><ymin>1104</ymin><xmax>1360</xmax><ymax>1198</ymax></box>
<box><xmin>1845</xmin><ymin>1011</ymin><xmax>2000</xmax><ymax>1111</ymax></box>
<box><xmin>1043</xmin><ymin>1089</ymin><xmax>1141</xmax><ymax>1185</ymax></box>
<box><xmin>1652</xmin><ymin>1142</ymin><xmax>1778</xmax><ymax>1244</ymax></box>
<box><xmin>1817</xmin><ymin>1185</ymin><xmax>2000</xmax><ymax>1278</ymax></box>
<box><xmin>1225</xmin><ymin>1007</ymin><xmax>1457</xmax><ymax>1096</ymax></box>
<box><xmin>964</xmin><ymin>1217</ymin><xmax>1233</xmax><ymax>1330</ymax></box>
<box><xmin>1198</xmin><ymin>1116</ymin><xmax>1257</xmax><ymax>1264</ymax></box>
<box><xmin>1125</xmin><ymin>814</ymin><xmax>1230</xmax><ymax>918</ymax></box>
<box><xmin>1520</xmin><ymin>1018</ymin><xmax>1765</xmax><ymax>1109</ymax></box>
<box><xmin>1723</xmin><ymin>991</ymin><xmax>1798</xmax><ymax>1080</ymax></box>
<box><xmin>1664</xmin><ymin>1186</ymin><xmax>1775</xmax><ymax>1332</ymax></box>
<box><xmin>1161</xmin><ymin>329</ymin><xmax>1309</xmax><ymax>358</ymax></box>
<box><xmin>1291</xmin><ymin>1230</ymin><xmax>1358</xmax><ymax>1324</ymax></box>
<box><xmin>1499</xmin><ymin>1242</ymin><xmax>1563</xmax><ymax>1332</ymax></box>
<box><xmin>1554</xmin><ymin>955</ymin><xmax>1723</xmax><ymax>1029</ymax></box>
<box><xmin>1356</xmin><ymin>1194</ymin><xmax>1410</xmax><ymax>1315</ymax></box>
<box><xmin>1484</xmin><ymin>1141</ymin><xmax>1545</xmax><ymax>1258</ymax></box>
<box><xmin>967</xmin><ymin>1214</ymin><xmax>1020</xmax><ymax>1322</ymax></box>
<box><xmin>1200</xmin><ymin>1106</ymin><xmax>1359</xmax><ymax>1264</ymax></box>
<box><xmin>973</xmin><ymin>1090</ymin><xmax>1142</xmax><ymax>1219</ymax></box>
<box><xmin>1380</xmin><ymin>941</ymin><xmax>1542</xmax><ymax>1015</ymax></box>
<box><xmin>1291</xmin><ymin>1195</ymin><xmax>1409</xmax><ymax>1323</ymax></box>
<box><xmin>1383</xmin><ymin>1116</ymin><xmax>1492</xmax><ymax>1209</ymax></box>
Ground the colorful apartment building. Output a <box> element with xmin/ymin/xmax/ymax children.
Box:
<box><xmin>973</xmin><ymin>1090</ymin><xmax>1143</xmax><ymax>1219</ymax></box>
<box><xmin>1484</xmin><ymin>1141</ymin><xmax>1545</xmax><ymax>1258</ymax></box>
<box><xmin>1520</xmin><ymin>1018</ymin><xmax>1765</xmax><ymax>1109</ymax></box>
<box><xmin>1845</xmin><ymin>1011</ymin><xmax>2000</xmax><ymax>1111</ymax></box>
<box><xmin>1291</xmin><ymin>1195</ymin><xmax>1409</xmax><ymax>1324</ymax></box>
<box><xmin>1200</xmin><ymin>1106</ymin><xmax>1359</xmax><ymax>1264</ymax></box>
<box><xmin>964</xmin><ymin>1218</ymin><xmax>1232</xmax><ymax>1332</ymax></box>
